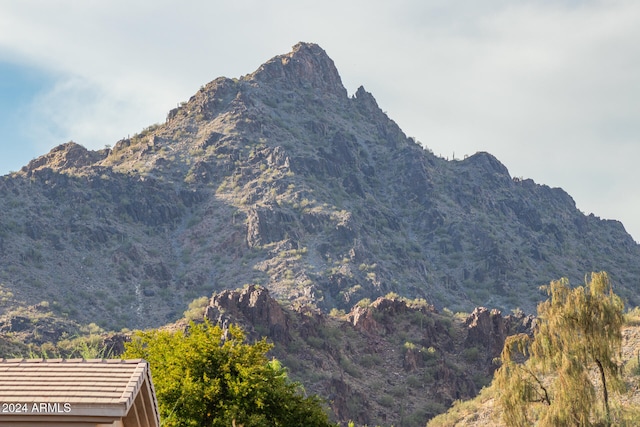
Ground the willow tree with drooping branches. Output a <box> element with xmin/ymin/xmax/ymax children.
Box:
<box><xmin>495</xmin><ymin>272</ymin><xmax>626</xmax><ymax>427</ymax></box>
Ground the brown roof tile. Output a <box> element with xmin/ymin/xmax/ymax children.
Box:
<box><xmin>0</xmin><ymin>358</ymin><xmax>153</xmax><ymax>407</ymax></box>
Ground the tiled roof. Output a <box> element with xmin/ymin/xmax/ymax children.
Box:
<box><xmin>0</xmin><ymin>358</ymin><xmax>160</xmax><ymax>425</ymax></box>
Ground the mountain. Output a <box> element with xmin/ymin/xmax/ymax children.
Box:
<box><xmin>0</xmin><ymin>42</ymin><xmax>639</xmax><ymax>331</ymax></box>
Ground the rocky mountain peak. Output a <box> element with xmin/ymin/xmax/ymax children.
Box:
<box><xmin>1</xmin><ymin>42</ymin><xmax>639</xmax><ymax>333</ymax></box>
<box><xmin>250</xmin><ymin>42</ymin><xmax>347</xmax><ymax>99</ymax></box>
<box><xmin>22</xmin><ymin>142</ymin><xmax>108</xmax><ymax>173</ymax></box>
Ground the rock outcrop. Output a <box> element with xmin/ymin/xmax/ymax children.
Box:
<box><xmin>464</xmin><ymin>307</ymin><xmax>536</xmax><ymax>370</ymax></box>
<box><xmin>192</xmin><ymin>288</ymin><xmax>530</xmax><ymax>425</ymax></box>
<box><xmin>22</xmin><ymin>142</ymin><xmax>109</xmax><ymax>172</ymax></box>
<box><xmin>464</xmin><ymin>307</ymin><xmax>507</xmax><ymax>358</ymax></box>
<box><xmin>205</xmin><ymin>285</ymin><xmax>292</xmax><ymax>344</ymax></box>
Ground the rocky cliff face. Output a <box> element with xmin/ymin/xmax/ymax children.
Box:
<box><xmin>0</xmin><ymin>42</ymin><xmax>639</xmax><ymax>331</ymax></box>
<box><xmin>195</xmin><ymin>286</ymin><xmax>533</xmax><ymax>426</ymax></box>
<box><xmin>205</xmin><ymin>285</ymin><xmax>292</xmax><ymax>343</ymax></box>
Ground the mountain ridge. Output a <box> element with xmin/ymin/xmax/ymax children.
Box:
<box><xmin>0</xmin><ymin>42</ymin><xmax>638</xmax><ymax>331</ymax></box>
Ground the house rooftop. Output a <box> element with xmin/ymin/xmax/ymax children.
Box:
<box><xmin>0</xmin><ymin>358</ymin><xmax>160</xmax><ymax>426</ymax></box>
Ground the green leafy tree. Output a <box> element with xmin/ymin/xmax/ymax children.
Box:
<box><xmin>123</xmin><ymin>320</ymin><xmax>336</xmax><ymax>427</ymax></box>
<box><xmin>495</xmin><ymin>272</ymin><xmax>627</xmax><ymax>426</ymax></box>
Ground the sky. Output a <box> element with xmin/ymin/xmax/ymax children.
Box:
<box><xmin>0</xmin><ymin>0</ymin><xmax>639</xmax><ymax>242</ymax></box>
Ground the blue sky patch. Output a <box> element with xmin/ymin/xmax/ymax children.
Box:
<box><xmin>0</xmin><ymin>60</ymin><xmax>56</xmax><ymax>174</ymax></box>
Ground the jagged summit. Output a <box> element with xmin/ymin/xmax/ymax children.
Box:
<box><xmin>86</xmin><ymin>42</ymin><xmax>404</xmax><ymax>178</ymax></box>
<box><xmin>249</xmin><ymin>42</ymin><xmax>347</xmax><ymax>99</ymax></box>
